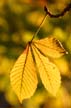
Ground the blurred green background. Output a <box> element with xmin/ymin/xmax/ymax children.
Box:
<box><xmin>0</xmin><ymin>0</ymin><xmax>71</xmax><ymax>108</ymax></box>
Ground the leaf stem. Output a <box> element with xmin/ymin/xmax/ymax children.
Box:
<box><xmin>31</xmin><ymin>13</ymin><xmax>47</xmax><ymax>41</ymax></box>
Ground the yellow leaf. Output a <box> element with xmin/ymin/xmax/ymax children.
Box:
<box><xmin>33</xmin><ymin>37</ymin><xmax>67</xmax><ymax>58</ymax></box>
<box><xmin>10</xmin><ymin>36</ymin><xmax>67</xmax><ymax>103</ymax></box>
<box><xmin>31</xmin><ymin>44</ymin><xmax>61</xmax><ymax>96</ymax></box>
<box><xmin>10</xmin><ymin>44</ymin><xmax>38</xmax><ymax>103</ymax></box>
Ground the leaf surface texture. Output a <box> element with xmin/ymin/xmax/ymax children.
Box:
<box><xmin>31</xmin><ymin>44</ymin><xmax>61</xmax><ymax>95</ymax></box>
<box><xmin>33</xmin><ymin>37</ymin><xmax>66</xmax><ymax>58</ymax></box>
<box><xmin>10</xmin><ymin>45</ymin><xmax>38</xmax><ymax>103</ymax></box>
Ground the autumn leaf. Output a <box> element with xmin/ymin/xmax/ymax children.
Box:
<box><xmin>33</xmin><ymin>36</ymin><xmax>67</xmax><ymax>58</ymax></box>
<box><xmin>10</xmin><ymin>6</ymin><xmax>68</xmax><ymax>103</ymax></box>
<box><xmin>31</xmin><ymin>44</ymin><xmax>61</xmax><ymax>96</ymax></box>
<box><xmin>10</xmin><ymin>44</ymin><xmax>38</xmax><ymax>103</ymax></box>
<box><xmin>10</xmin><ymin>36</ymin><xmax>67</xmax><ymax>103</ymax></box>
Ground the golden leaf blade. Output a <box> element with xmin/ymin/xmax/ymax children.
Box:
<box><xmin>10</xmin><ymin>45</ymin><xmax>38</xmax><ymax>103</ymax></box>
<box><xmin>33</xmin><ymin>37</ymin><xmax>67</xmax><ymax>58</ymax></box>
<box><xmin>32</xmin><ymin>44</ymin><xmax>61</xmax><ymax>96</ymax></box>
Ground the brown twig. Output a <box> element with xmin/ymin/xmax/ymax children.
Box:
<box><xmin>44</xmin><ymin>3</ymin><xmax>71</xmax><ymax>18</ymax></box>
<box><xmin>31</xmin><ymin>3</ymin><xmax>71</xmax><ymax>41</ymax></box>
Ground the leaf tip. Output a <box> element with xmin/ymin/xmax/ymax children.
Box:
<box><xmin>18</xmin><ymin>96</ymin><xmax>23</xmax><ymax>104</ymax></box>
<box><xmin>19</xmin><ymin>100</ymin><xmax>23</xmax><ymax>104</ymax></box>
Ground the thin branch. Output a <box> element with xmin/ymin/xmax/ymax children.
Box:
<box><xmin>31</xmin><ymin>3</ymin><xmax>71</xmax><ymax>41</ymax></box>
<box><xmin>31</xmin><ymin>13</ymin><xmax>47</xmax><ymax>41</ymax></box>
<box><xmin>44</xmin><ymin>3</ymin><xmax>71</xmax><ymax>18</ymax></box>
